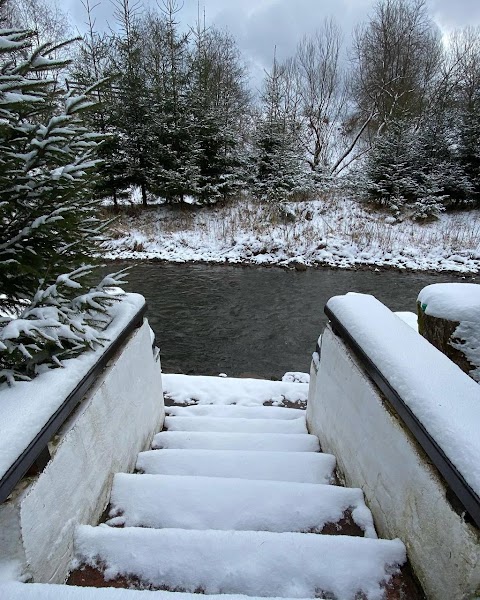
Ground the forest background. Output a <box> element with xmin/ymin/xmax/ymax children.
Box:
<box><xmin>8</xmin><ymin>0</ymin><xmax>480</xmax><ymax>220</ymax></box>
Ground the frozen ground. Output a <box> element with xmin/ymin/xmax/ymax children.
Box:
<box><xmin>102</xmin><ymin>196</ymin><xmax>480</xmax><ymax>273</ymax></box>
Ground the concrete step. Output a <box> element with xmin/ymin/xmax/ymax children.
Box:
<box><xmin>163</xmin><ymin>416</ymin><xmax>307</xmax><ymax>434</ymax></box>
<box><xmin>165</xmin><ymin>405</ymin><xmax>305</xmax><ymax>420</ymax></box>
<box><xmin>107</xmin><ymin>473</ymin><xmax>376</xmax><ymax>536</ymax></box>
<box><xmin>136</xmin><ymin>449</ymin><xmax>336</xmax><ymax>484</ymax></box>
<box><xmin>152</xmin><ymin>431</ymin><xmax>319</xmax><ymax>452</ymax></box>
<box><xmin>1</xmin><ymin>582</ymin><xmax>322</xmax><ymax>600</ymax></box>
<box><xmin>72</xmin><ymin>526</ymin><xmax>406</xmax><ymax>599</ymax></box>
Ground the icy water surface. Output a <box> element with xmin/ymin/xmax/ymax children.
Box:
<box><xmin>111</xmin><ymin>262</ymin><xmax>473</xmax><ymax>379</ymax></box>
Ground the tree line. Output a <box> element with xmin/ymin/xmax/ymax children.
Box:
<box><xmin>6</xmin><ymin>0</ymin><xmax>480</xmax><ymax>219</ymax></box>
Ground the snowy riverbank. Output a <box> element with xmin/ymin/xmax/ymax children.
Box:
<box><xmin>102</xmin><ymin>196</ymin><xmax>480</xmax><ymax>274</ymax></box>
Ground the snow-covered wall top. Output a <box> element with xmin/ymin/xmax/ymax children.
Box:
<box><xmin>326</xmin><ymin>293</ymin><xmax>480</xmax><ymax>497</ymax></box>
<box><xmin>418</xmin><ymin>283</ymin><xmax>480</xmax><ymax>322</ymax></box>
<box><xmin>0</xmin><ymin>294</ymin><xmax>146</xmax><ymax>483</ymax></box>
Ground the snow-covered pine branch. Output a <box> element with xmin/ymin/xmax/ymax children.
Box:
<box><xmin>0</xmin><ymin>267</ymin><xmax>128</xmax><ymax>385</ymax></box>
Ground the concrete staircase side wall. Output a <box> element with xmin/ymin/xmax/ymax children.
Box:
<box><xmin>1</xmin><ymin>319</ymin><xmax>165</xmax><ymax>584</ymax></box>
<box><xmin>307</xmin><ymin>325</ymin><xmax>480</xmax><ymax>600</ymax></box>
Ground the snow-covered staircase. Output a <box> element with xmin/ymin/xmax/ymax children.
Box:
<box><xmin>62</xmin><ymin>401</ymin><xmax>420</xmax><ymax>600</ymax></box>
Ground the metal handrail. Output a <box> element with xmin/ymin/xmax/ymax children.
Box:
<box><xmin>325</xmin><ymin>304</ymin><xmax>480</xmax><ymax>530</ymax></box>
<box><xmin>0</xmin><ymin>302</ymin><xmax>147</xmax><ymax>504</ymax></box>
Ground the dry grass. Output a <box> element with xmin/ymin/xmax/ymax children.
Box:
<box><xmin>104</xmin><ymin>194</ymin><xmax>480</xmax><ymax>261</ymax></box>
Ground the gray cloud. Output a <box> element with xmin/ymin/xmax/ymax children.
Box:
<box><xmin>65</xmin><ymin>0</ymin><xmax>480</xmax><ymax>90</ymax></box>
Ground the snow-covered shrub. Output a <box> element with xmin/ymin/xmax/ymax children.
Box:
<box><xmin>410</xmin><ymin>196</ymin><xmax>446</xmax><ymax>221</ymax></box>
<box><xmin>0</xmin><ymin>268</ymin><xmax>127</xmax><ymax>385</ymax></box>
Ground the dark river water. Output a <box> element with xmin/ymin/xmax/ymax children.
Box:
<box><xmin>112</xmin><ymin>262</ymin><xmax>473</xmax><ymax>379</ymax></box>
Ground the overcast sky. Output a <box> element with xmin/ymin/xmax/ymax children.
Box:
<box><xmin>64</xmin><ymin>0</ymin><xmax>480</xmax><ymax>90</ymax></box>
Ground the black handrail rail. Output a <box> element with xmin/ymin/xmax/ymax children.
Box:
<box><xmin>0</xmin><ymin>302</ymin><xmax>147</xmax><ymax>504</ymax></box>
<box><xmin>325</xmin><ymin>304</ymin><xmax>480</xmax><ymax>530</ymax></box>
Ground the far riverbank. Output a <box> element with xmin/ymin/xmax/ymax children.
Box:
<box><xmin>102</xmin><ymin>197</ymin><xmax>480</xmax><ymax>276</ymax></box>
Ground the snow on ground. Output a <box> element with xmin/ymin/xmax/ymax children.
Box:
<box><xmin>102</xmin><ymin>196</ymin><xmax>480</xmax><ymax>273</ymax></box>
<box><xmin>107</xmin><ymin>473</ymin><xmax>377</xmax><ymax>537</ymax></box>
<box><xmin>136</xmin><ymin>449</ymin><xmax>336</xmax><ymax>484</ymax></box>
<box><xmin>326</xmin><ymin>293</ymin><xmax>480</xmax><ymax>497</ymax></box>
<box><xmin>0</xmin><ymin>294</ymin><xmax>145</xmax><ymax>483</ymax></box>
<box><xmin>282</xmin><ymin>372</ymin><xmax>310</xmax><ymax>383</ymax></box>
<box><xmin>162</xmin><ymin>374</ymin><xmax>308</xmax><ymax>406</ymax></box>
<box><xmin>74</xmin><ymin>526</ymin><xmax>405</xmax><ymax>599</ymax></box>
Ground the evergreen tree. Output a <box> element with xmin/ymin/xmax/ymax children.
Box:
<box><xmin>0</xmin><ymin>19</ymin><xmax>125</xmax><ymax>383</ymax></box>
<box><xmin>187</xmin><ymin>26</ymin><xmax>249</xmax><ymax>204</ymax></box>
<box><xmin>0</xmin><ymin>28</ymin><xmax>106</xmax><ymax>309</ymax></box>
<box><xmin>144</xmin><ymin>2</ymin><xmax>196</xmax><ymax>203</ymax></box>
<box><xmin>252</xmin><ymin>58</ymin><xmax>309</xmax><ymax>202</ymax></box>
<box><xmin>109</xmin><ymin>0</ymin><xmax>152</xmax><ymax>206</ymax></box>
<box><xmin>360</xmin><ymin>116</ymin><xmax>472</xmax><ymax>219</ymax></box>
<box><xmin>71</xmin><ymin>0</ymin><xmax>129</xmax><ymax>207</ymax></box>
<box><xmin>451</xmin><ymin>27</ymin><xmax>480</xmax><ymax>205</ymax></box>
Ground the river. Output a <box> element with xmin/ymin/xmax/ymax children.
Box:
<box><xmin>113</xmin><ymin>262</ymin><xmax>472</xmax><ymax>379</ymax></box>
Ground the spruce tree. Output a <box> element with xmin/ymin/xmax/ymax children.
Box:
<box><xmin>252</xmin><ymin>58</ymin><xmax>309</xmax><ymax>203</ymax></box>
<box><xmin>0</xmin><ymin>28</ymin><xmax>106</xmax><ymax>308</ymax></box>
<box><xmin>187</xmin><ymin>27</ymin><xmax>249</xmax><ymax>204</ymax></box>
<box><xmin>0</xmin><ymin>21</ymin><xmax>122</xmax><ymax>383</ymax></box>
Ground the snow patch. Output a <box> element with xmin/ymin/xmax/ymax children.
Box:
<box><xmin>418</xmin><ymin>283</ymin><xmax>480</xmax><ymax>321</ymax></box>
<box><xmin>282</xmin><ymin>372</ymin><xmax>310</xmax><ymax>384</ymax></box>
<box><xmin>162</xmin><ymin>374</ymin><xmax>308</xmax><ymax>406</ymax></box>
<box><xmin>163</xmin><ymin>416</ymin><xmax>307</xmax><ymax>434</ymax></box>
<box><xmin>108</xmin><ymin>473</ymin><xmax>376</xmax><ymax>537</ymax></box>
<box><xmin>0</xmin><ymin>583</ymin><xmax>320</xmax><ymax>600</ymax></box>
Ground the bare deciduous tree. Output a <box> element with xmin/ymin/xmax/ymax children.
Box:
<box><xmin>294</xmin><ymin>20</ymin><xmax>348</xmax><ymax>174</ymax></box>
<box><xmin>352</xmin><ymin>0</ymin><xmax>442</xmax><ymax>134</ymax></box>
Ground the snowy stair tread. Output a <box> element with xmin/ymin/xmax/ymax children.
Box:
<box><xmin>152</xmin><ymin>431</ymin><xmax>319</xmax><ymax>452</ymax></box>
<box><xmin>165</xmin><ymin>405</ymin><xmax>305</xmax><ymax>419</ymax></box>
<box><xmin>164</xmin><ymin>415</ymin><xmax>307</xmax><ymax>433</ymax></box>
<box><xmin>0</xmin><ymin>583</ymin><xmax>323</xmax><ymax>600</ymax></box>
<box><xmin>66</xmin><ymin>395</ymin><xmax>414</xmax><ymax>599</ymax></box>
<box><xmin>136</xmin><ymin>449</ymin><xmax>336</xmax><ymax>484</ymax></box>
<box><xmin>73</xmin><ymin>526</ymin><xmax>406</xmax><ymax>599</ymax></box>
<box><xmin>107</xmin><ymin>473</ymin><xmax>376</xmax><ymax>536</ymax></box>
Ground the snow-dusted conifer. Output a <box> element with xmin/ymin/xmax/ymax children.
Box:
<box><xmin>0</xmin><ymin>268</ymin><xmax>127</xmax><ymax>384</ymax></box>
<box><xmin>143</xmin><ymin>2</ymin><xmax>195</xmax><ymax>203</ymax></box>
<box><xmin>0</xmin><ymin>18</ymin><xmax>121</xmax><ymax>383</ymax></box>
<box><xmin>252</xmin><ymin>57</ymin><xmax>310</xmax><ymax>203</ymax></box>
<box><xmin>360</xmin><ymin>115</ymin><xmax>472</xmax><ymax>219</ymax></box>
<box><xmin>187</xmin><ymin>26</ymin><xmax>249</xmax><ymax>204</ymax></box>
<box><xmin>0</xmin><ymin>27</ymin><xmax>106</xmax><ymax>309</ymax></box>
<box><xmin>71</xmin><ymin>0</ymin><xmax>130</xmax><ymax>207</ymax></box>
